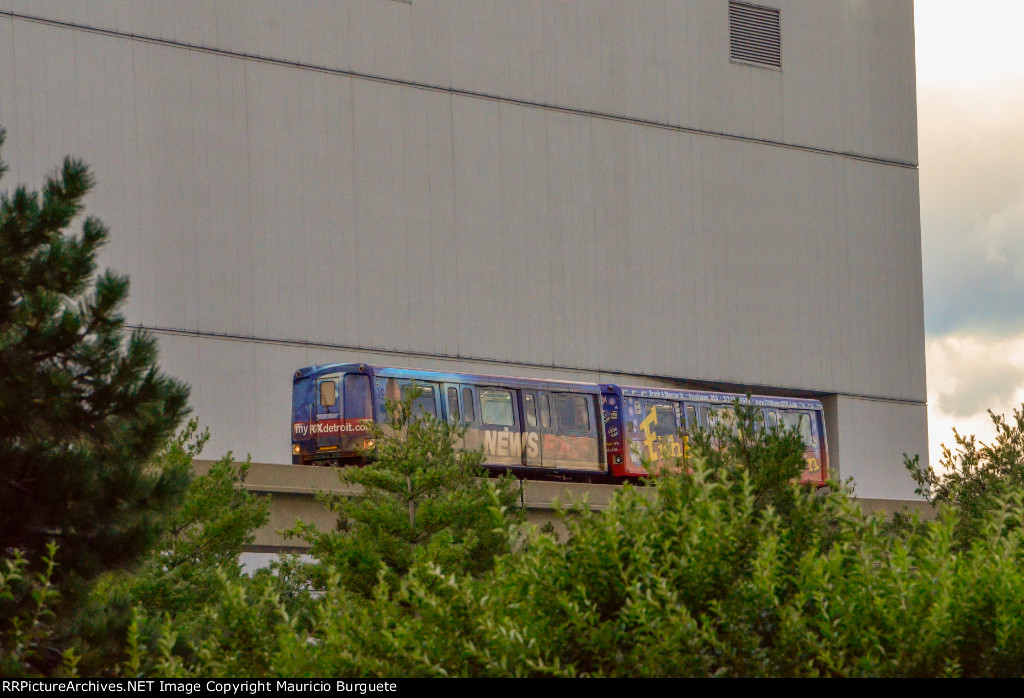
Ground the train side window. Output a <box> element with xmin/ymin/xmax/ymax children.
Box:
<box><xmin>803</xmin><ymin>412</ymin><xmax>818</xmax><ymax>448</ymax></box>
<box><xmin>524</xmin><ymin>393</ymin><xmax>538</xmax><ymax>427</ymax></box>
<box><xmin>447</xmin><ymin>387</ymin><xmax>460</xmax><ymax>422</ymax></box>
<box><xmin>319</xmin><ymin>380</ymin><xmax>337</xmax><ymax>407</ymax></box>
<box><xmin>663</xmin><ymin>404</ymin><xmax>678</xmax><ymax>435</ymax></box>
<box><xmin>401</xmin><ymin>384</ymin><xmax>437</xmax><ymax>418</ymax></box>
<box><xmin>343</xmin><ymin>374</ymin><xmax>371</xmax><ymax>418</ymax></box>
<box><xmin>684</xmin><ymin>405</ymin><xmax>697</xmax><ymax>432</ymax></box>
<box><xmin>644</xmin><ymin>401</ymin><xmax>677</xmax><ymax>436</ymax></box>
<box><xmin>722</xmin><ymin>408</ymin><xmax>740</xmax><ymax>437</ymax></box>
<box><xmin>481</xmin><ymin>389</ymin><xmax>515</xmax><ymax>426</ymax></box>
<box><xmin>555</xmin><ymin>394</ymin><xmax>591</xmax><ymax>433</ymax></box>
<box><xmin>782</xmin><ymin>411</ymin><xmax>815</xmax><ymax>447</ymax></box>
<box><xmin>462</xmin><ymin>387</ymin><xmax>476</xmax><ymax>423</ymax></box>
<box><xmin>539</xmin><ymin>394</ymin><xmax>551</xmax><ymax>428</ymax></box>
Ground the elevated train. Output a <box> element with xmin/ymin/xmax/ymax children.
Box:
<box><xmin>291</xmin><ymin>363</ymin><xmax>828</xmax><ymax>485</ymax></box>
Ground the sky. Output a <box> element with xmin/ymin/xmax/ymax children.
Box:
<box><xmin>915</xmin><ymin>0</ymin><xmax>1024</xmax><ymax>465</ymax></box>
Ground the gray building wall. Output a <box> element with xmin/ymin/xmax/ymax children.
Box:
<box><xmin>0</xmin><ymin>0</ymin><xmax>927</xmax><ymax>500</ymax></box>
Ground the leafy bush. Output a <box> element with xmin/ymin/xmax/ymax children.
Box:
<box><xmin>70</xmin><ymin>421</ymin><xmax>271</xmax><ymax>676</ymax></box>
<box><xmin>144</xmin><ymin>401</ymin><xmax>1024</xmax><ymax>677</ymax></box>
<box><xmin>906</xmin><ymin>404</ymin><xmax>1024</xmax><ymax>548</ymax></box>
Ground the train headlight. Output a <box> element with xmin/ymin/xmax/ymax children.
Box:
<box><xmin>363</xmin><ymin>438</ymin><xmax>376</xmax><ymax>450</ymax></box>
<box><xmin>292</xmin><ymin>444</ymin><xmax>301</xmax><ymax>455</ymax></box>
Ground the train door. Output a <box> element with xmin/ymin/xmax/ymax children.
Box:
<box><xmin>461</xmin><ymin>385</ymin><xmax>477</xmax><ymax>426</ymax></box>
<box><xmin>477</xmin><ymin>386</ymin><xmax>522</xmax><ymax>468</ymax></box>
<box><xmin>536</xmin><ymin>391</ymin><xmax>557</xmax><ymax>469</ymax></box>
<box><xmin>813</xmin><ymin>410</ymin><xmax>829</xmax><ymax>483</ymax></box>
<box><xmin>444</xmin><ymin>382</ymin><xmax>483</xmax><ymax>453</ymax></box>
<box><xmin>682</xmin><ymin>404</ymin><xmax>698</xmax><ymax>431</ymax></box>
<box><xmin>682</xmin><ymin>403</ymin><xmax>698</xmax><ymax>459</ymax></box>
<box><xmin>782</xmin><ymin>409</ymin><xmax>823</xmax><ymax>483</ymax></box>
<box><xmin>547</xmin><ymin>392</ymin><xmax>601</xmax><ymax>471</ymax></box>
<box><xmin>314</xmin><ymin>375</ymin><xmax>341</xmax><ymax>451</ymax></box>
<box><xmin>637</xmin><ymin>399</ymin><xmax>682</xmax><ymax>470</ymax></box>
<box><xmin>520</xmin><ymin>390</ymin><xmax>544</xmax><ymax>468</ymax></box>
<box><xmin>443</xmin><ymin>383</ymin><xmax>463</xmax><ymax>425</ymax></box>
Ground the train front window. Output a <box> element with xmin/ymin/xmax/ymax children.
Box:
<box><xmin>481</xmin><ymin>389</ymin><xmax>515</xmax><ymax>426</ymax></box>
<box><xmin>319</xmin><ymin>380</ymin><xmax>337</xmax><ymax>407</ymax></box>
<box><xmin>343</xmin><ymin>374</ymin><xmax>371</xmax><ymax>418</ymax></box>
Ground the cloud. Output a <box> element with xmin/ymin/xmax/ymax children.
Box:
<box><xmin>918</xmin><ymin>82</ymin><xmax>1024</xmax><ymax>337</ymax></box>
<box><xmin>929</xmin><ymin>335</ymin><xmax>1024</xmax><ymax>417</ymax></box>
<box><xmin>926</xmin><ymin>332</ymin><xmax>1024</xmax><ymax>466</ymax></box>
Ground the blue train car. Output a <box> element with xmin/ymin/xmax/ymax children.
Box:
<box><xmin>292</xmin><ymin>363</ymin><xmax>608</xmax><ymax>478</ymax></box>
<box><xmin>292</xmin><ymin>363</ymin><xmax>829</xmax><ymax>485</ymax></box>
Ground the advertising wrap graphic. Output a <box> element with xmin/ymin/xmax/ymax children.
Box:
<box><xmin>293</xmin><ymin>419</ymin><xmax>371</xmax><ymax>439</ymax></box>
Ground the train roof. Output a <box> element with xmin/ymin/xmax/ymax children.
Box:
<box><xmin>613</xmin><ymin>384</ymin><xmax>823</xmax><ymax>411</ymax></box>
<box><xmin>294</xmin><ymin>363</ymin><xmax>600</xmax><ymax>393</ymax></box>
<box><xmin>295</xmin><ymin>363</ymin><xmax>822</xmax><ymax>409</ymax></box>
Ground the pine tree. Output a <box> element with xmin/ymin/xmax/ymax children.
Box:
<box><xmin>297</xmin><ymin>387</ymin><xmax>521</xmax><ymax>597</ymax></box>
<box><xmin>0</xmin><ymin>127</ymin><xmax>191</xmax><ymax>593</ymax></box>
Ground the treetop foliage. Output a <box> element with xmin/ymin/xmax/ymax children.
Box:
<box><xmin>10</xmin><ymin>383</ymin><xmax>1024</xmax><ymax>677</ymax></box>
<box><xmin>0</xmin><ymin>126</ymin><xmax>190</xmax><ymax>594</ymax></box>
<box><xmin>296</xmin><ymin>386</ymin><xmax>522</xmax><ymax>598</ymax></box>
<box><xmin>4</xmin><ymin>146</ymin><xmax>1024</xmax><ymax>679</ymax></box>
<box><xmin>71</xmin><ymin>422</ymin><xmax>271</xmax><ymax>677</ymax></box>
<box><xmin>905</xmin><ymin>404</ymin><xmax>1024</xmax><ymax>549</ymax></box>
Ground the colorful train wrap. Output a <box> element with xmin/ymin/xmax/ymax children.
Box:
<box><xmin>292</xmin><ymin>363</ymin><xmax>829</xmax><ymax>485</ymax></box>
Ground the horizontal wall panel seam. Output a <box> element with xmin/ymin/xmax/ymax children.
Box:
<box><xmin>0</xmin><ymin>10</ymin><xmax>918</xmax><ymax>170</ymax></box>
<box><xmin>129</xmin><ymin>324</ymin><xmax>927</xmax><ymax>407</ymax></box>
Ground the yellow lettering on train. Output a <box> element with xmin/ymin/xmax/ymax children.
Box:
<box><xmin>639</xmin><ymin>408</ymin><xmax>660</xmax><ymax>461</ymax></box>
<box><xmin>805</xmin><ymin>456</ymin><xmax>819</xmax><ymax>473</ymax></box>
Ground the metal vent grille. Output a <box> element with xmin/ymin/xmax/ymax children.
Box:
<box><xmin>729</xmin><ymin>1</ymin><xmax>781</xmax><ymax>69</ymax></box>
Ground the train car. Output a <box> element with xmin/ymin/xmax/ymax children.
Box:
<box><xmin>292</xmin><ymin>363</ymin><xmax>608</xmax><ymax>479</ymax></box>
<box><xmin>601</xmin><ymin>385</ymin><xmax>828</xmax><ymax>485</ymax></box>
<box><xmin>292</xmin><ymin>363</ymin><xmax>829</xmax><ymax>485</ymax></box>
